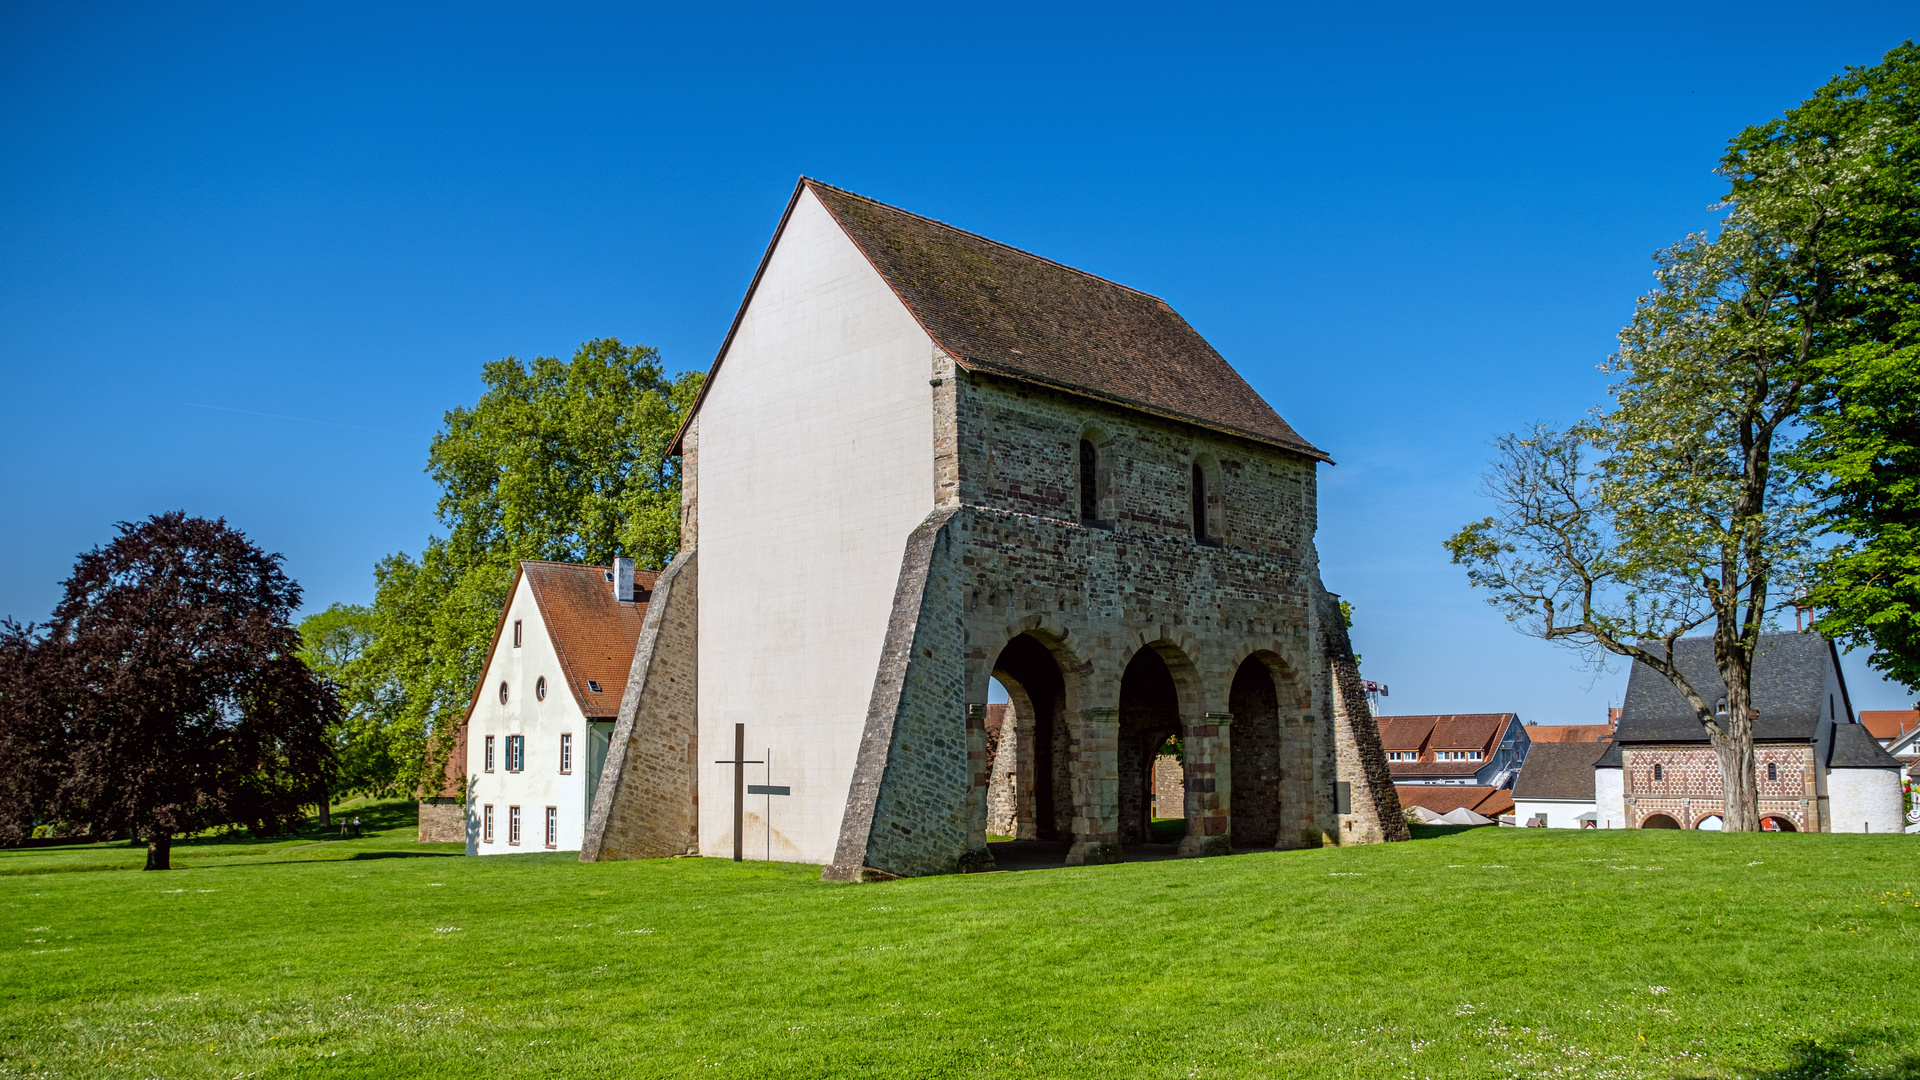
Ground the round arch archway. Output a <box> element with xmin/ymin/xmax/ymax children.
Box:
<box><xmin>1639</xmin><ymin>813</ymin><xmax>1681</xmax><ymax>829</ymax></box>
<box><xmin>988</xmin><ymin>633</ymin><xmax>1072</xmax><ymax>843</ymax></box>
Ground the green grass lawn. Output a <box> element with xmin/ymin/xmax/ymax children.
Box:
<box><xmin>2</xmin><ymin>804</ymin><xmax>1916</xmax><ymax>1079</ymax></box>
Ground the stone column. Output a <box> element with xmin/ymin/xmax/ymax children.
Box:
<box><xmin>961</xmin><ymin>704</ymin><xmax>995</xmax><ymax>871</ymax></box>
<box><xmin>1065</xmin><ymin>707</ymin><xmax>1123</xmax><ymax>865</ymax></box>
<box><xmin>1178</xmin><ymin>713</ymin><xmax>1233</xmax><ymax>857</ymax></box>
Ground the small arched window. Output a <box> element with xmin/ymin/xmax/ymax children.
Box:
<box><xmin>498</xmin><ymin>681</ymin><xmax>509</xmax><ymax>705</ymax></box>
<box><xmin>536</xmin><ymin>676</ymin><xmax>547</xmax><ymax>702</ymax></box>
<box><xmin>1652</xmin><ymin>763</ymin><xmax>1663</xmax><ymax>781</ymax></box>
<box><xmin>1767</xmin><ymin>761</ymin><xmax>1778</xmax><ymax>781</ymax></box>
<box><xmin>1191</xmin><ymin>463</ymin><xmax>1208</xmax><ymax>540</ymax></box>
<box><xmin>1080</xmin><ymin>440</ymin><xmax>1099</xmax><ymax>523</ymax></box>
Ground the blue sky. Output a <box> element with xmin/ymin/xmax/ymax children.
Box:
<box><xmin>2</xmin><ymin>3</ymin><xmax>1914</xmax><ymax>717</ymax></box>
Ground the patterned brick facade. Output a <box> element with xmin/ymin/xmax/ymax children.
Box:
<box><xmin>1623</xmin><ymin>745</ymin><xmax>1817</xmax><ymax>831</ymax></box>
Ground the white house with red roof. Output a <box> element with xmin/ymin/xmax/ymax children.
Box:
<box><xmin>459</xmin><ymin>560</ymin><xmax>653</xmax><ymax>855</ymax></box>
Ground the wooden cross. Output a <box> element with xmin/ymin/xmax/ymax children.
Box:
<box><xmin>715</xmin><ymin>722</ymin><xmax>763</xmax><ymax>862</ymax></box>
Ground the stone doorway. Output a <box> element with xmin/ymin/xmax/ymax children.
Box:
<box><xmin>1228</xmin><ymin>658</ymin><xmax>1281</xmax><ymax>848</ymax></box>
<box><xmin>986</xmin><ymin>634</ymin><xmax>1072</xmax><ymax>842</ymax></box>
<box><xmin>1119</xmin><ymin>648</ymin><xmax>1183</xmax><ymax>846</ymax></box>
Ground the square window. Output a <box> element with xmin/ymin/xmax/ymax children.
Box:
<box><xmin>587</xmin><ymin>680</ymin><xmax>602</xmax><ymax>693</ymax></box>
<box><xmin>560</xmin><ymin>733</ymin><xmax>573</xmax><ymax>775</ymax></box>
<box><xmin>545</xmin><ymin>806</ymin><xmax>558</xmax><ymax>848</ymax></box>
<box><xmin>484</xmin><ymin>735</ymin><xmax>495</xmax><ymax>773</ymax></box>
<box><xmin>508</xmin><ymin>805</ymin><xmax>522</xmax><ymax>846</ymax></box>
<box><xmin>483</xmin><ymin>804</ymin><xmax>494</xmax><ymax>844</ymax></box>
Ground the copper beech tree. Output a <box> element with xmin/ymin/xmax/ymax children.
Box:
<box><xmin>4</xmin><ymin>513</ymin><xmax>335</xmax><ymax>868</ymax></box>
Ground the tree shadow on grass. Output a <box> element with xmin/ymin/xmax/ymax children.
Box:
<box><xmin>1407</xmin><ymin>823</ymin><xmax>1486</xmax><ymax>840</ymax></box>
<box><xmin>346</xmin><ymin>851</ymin><xmax>462</xmax><ymax>860</ymax></box>
<box><xmin>1683</xmin><ymin>1033</ymin><xmax>1920</xmax><ymax>1080</ymax></box>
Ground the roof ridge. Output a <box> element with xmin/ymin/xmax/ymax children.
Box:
<box><xmin>801</xmin><ymin>177</ymin><xmax>1174</xmax><ymax>306</ymax></box>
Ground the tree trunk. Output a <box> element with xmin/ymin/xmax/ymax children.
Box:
<box><xmin>1715</xmin><ymin>665</ymin><xmax>1762</xmax><ymax>832</ymax></box>
<box><xmin>144</xmin><ymin>833</ymin><xmax>171</xmax><ymax>871</ymax></box>
<box><xmin>316</xmin><ymin>783</ymin><xmax>331</xmax><ymax>829</ymax></box>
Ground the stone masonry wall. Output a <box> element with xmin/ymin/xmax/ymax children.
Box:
<box><xmin>417</xmin><ymin>798</ymin><xmax>464</xmax><ymax>844</ymax></box>
<box><xmin>581</xmin><ymin>549</ymin><xmax>700</xmax><ymax>861</ymax></box>
<box><xmin>822</xmin><ymin>369</ymin><xmax>1406</xmax><ymax>877</ymax></box>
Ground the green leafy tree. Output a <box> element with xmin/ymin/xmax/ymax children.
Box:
<box><xmin>366</xmin><ymin>338</ymin><xmax>701</xmax><ymax>796</ymax></box>
<box><xmin>1741</xmin><ymin>43</ymin><xmax>1920</xmax><ymax>694</ymax></box>
<box><xmin>1447</xmin><ymin>46</ymin><xmax>1919</xmax><ymax>830</ymax></box>
<box><xmin>297</xmin><ymin>603</ymin><xmax>407</xmax><ymax>817</ymax></box>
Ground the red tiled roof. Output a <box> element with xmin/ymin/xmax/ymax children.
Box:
<box><xmin>673</xmin><ymin>178</ymin><xmax>1326</xmax><ymax>461</ymax></box>
<box><xmin>1860</xmin><ymin>710</ymin><xmax>1919</xmax><ymax>741</ymax></box>
<box><xmin>1395</xmin><ymin>786</ymin><xmax>1515</xmax><ymax>817</ymax></box>
<box><xmin>1431</xmin><ymin>714</ymin><xmax>1508</xmax><ymax>750</ymax></box>
<box><xmin>1523</xmin><ymin>723</ymin><xmax>1615</xmax><ymax>744</ymax></box>
<box><xmin>523</xmin><ymin>561</ymin><xmax>656</xmax><ymax>719</ymax></box>
<box><xmin>1375</xmin><ymin>716</ymin><xmax>1433</xmax><ymax>752</ymax></box>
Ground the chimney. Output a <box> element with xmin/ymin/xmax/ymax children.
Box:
<box><xmin>614</xmin><ymin>557</ymin><xmax>635</xmax><ymax>603</ymax></box>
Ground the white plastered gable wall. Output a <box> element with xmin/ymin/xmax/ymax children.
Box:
<box><xmin>695</xmin><ymin>187</ymin><xmax>937</xmax><ymax>865</ymax></box>
<box><xmin>465</xmin><ymin>572</ymin><xmax>592</xmax><ymax>855</ymax></box>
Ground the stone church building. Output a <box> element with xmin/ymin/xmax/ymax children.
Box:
<box><xmin>581</xmin><ymin>179</ymin><xmax>1405</xmax><ymax>880</ymax></box>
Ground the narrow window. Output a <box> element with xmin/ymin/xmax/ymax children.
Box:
<box><xmin>483</xmin><ymin>804</ymin><xmax>495</xmax><ymax>843</ymax></box>
<box><xmin>545</xmin><ymin>806</ymin><xmax>558</xmax><ymax>848</ymax></box>
<box><xmin>560</xmin><ymin>733</ymin><xmax>573</xmax><ymax>774</ymax></box>
<box><xmin>1768</xmin><ymin>762</ymin><xmax>1778</xmax><ymax>781</ymax></box>
<box><xmin>1191</xmin><ymin>463</ymin><xmax>1207</xmax><ymax>540</ymax></box>
<box><xmin>484</xmin><ymin>735</ymin><xmax>496</xmax><ymax>773</ymax></box>
<box><xmin>513</xmin><ymin>620</ymin><xmax>523</xmax><ymax>648</ymax></box>
<box><xmin>1079</xmin><ymin>440</ymin><xmax>1099</xmax><ymax>522</ymax></box>
<box><xmin>1653</xmin><ymin>763</ymin><xmax>1663</xmax><ymax>781</ymax></box>
<box><xmin>499</xmin><ymin>681</ymin><xmax>509</xmax><ymax>705</ymax></box>
<box><xmin>508</xmin><ymin>805</ymin><xmax>522</xmax><ymax>846</ymax></box>
<box><xmin>536</xmin><ymin>676</ymin><xmax>547</xmax><ymax>702</ymax></box>
<box><xmin>506</xmin><ymin>735</ymin><xmax>524</xmax><ymax>773</ymax></box>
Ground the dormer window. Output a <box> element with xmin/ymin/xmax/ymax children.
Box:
<box><xmin>588</xmin><ymin>680</ymin><xmax>603</xmax><ymax>693</ymax></box>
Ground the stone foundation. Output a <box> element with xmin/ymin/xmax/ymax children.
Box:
<box><xmin>417</xmin><ymin>798</ymin><xmax>464</xmax><ymax>843</ymax></box>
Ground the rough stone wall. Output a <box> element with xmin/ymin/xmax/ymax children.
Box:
<box><xmin>986</xmin><ymin>707</ymin><xmax>1020</xmax><ymax>836</ymax></box>
<box><xmin>581</xmin><ymin>550</ymin><xmax>699</xmax><ymax>861</ymax></box>
<box><xmin>824</xmin><ymin>371</ymin><xmax>1404</xmax><ymax>874</ymax></box>
<box><xmin>1153</xmin><ymin>754</ymin><xmax>1184</xmax><ymax>818</ymax></box>
<box><xmin>1316</xmin><ymin>587</ymin><xmax>1409</xmax><ymax>845</ymax></box>
<box><xmin>417</xmin><ymin>798</ymin><xmax>464</xmax><ymax>843</ymax></box>
<box><xmin>824</xmin><ymin>506</ymin><xmax>981</xmax><ymax>881</ymax></box>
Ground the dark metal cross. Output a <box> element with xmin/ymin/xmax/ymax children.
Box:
<box><xmin>715</xmin><ymin>722</ymin><xmax>763</xmax><ymax>862</ymax></box>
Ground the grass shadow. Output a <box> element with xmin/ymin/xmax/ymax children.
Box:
<box><xmin>1682</xmin><ymin>1033</ymin><xmax>1920</xmax><ymax>1080</ymax></box>
<box><xmin>1407</xmin><ymin>823</ymin><xmax>1487</xmax><ymax>840</ymax></box>
<box><xmin>347</xmin><ymin>851</ymin><xmax>462</xmax><ymax>860</ymax></box>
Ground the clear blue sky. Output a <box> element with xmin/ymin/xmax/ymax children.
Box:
<box><xmin>3</xmin><ymin>3</ymin><xmax>1914</xmax><ymax>718</ymax></box>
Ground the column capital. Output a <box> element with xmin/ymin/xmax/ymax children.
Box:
<box><xmin>1084</xmin><ymin>707</ymin><xmax>1120</xmax><ymax>726</ymax></box>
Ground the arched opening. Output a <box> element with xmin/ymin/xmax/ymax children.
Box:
<box><xmin>988</xmin><ymin>634</ymin><xmax>1071</xmax><ymax>842</ymax></box>
<box><xmin>1228</xmin><ymin>657</ymin><xmax>1281</xmax><ymax>848</ymax></box>
<box><xmin>1695</xmin><ymin>814</ymin><xmax>1724</xmax><ymax>831</ymax></box>
<box><xmin>1078</xmin><ymin>427</ymin><xmax>1111</xmax><ymax>526</ymax></box>
<box><xmin>1640</xmin><ymin>813</ymin><xmax>1681</xmax><ymax>829</ymax></box>
<box><xmin>1190</xmin><ymin>463</ymin><xmax>1207</xmax><ymax>540</ymax></box>
<box><xmin>1119</xmin><ymin>648</ymin><xmax>1183</xmax><ymax>845</ymax></box>
<box><xmin>1760</xmin><ymin>815</ymin><xmax>1797</xmax><ymax>832</ymax></box>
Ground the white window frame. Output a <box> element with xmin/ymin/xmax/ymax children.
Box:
<box><xmin>508</xmin><ymin>805</ymin><xmax>522</xmax><ymax>846</ymax></box>
<box><xmin>483</xmin><ymin>804</ymin><xmax>494</xmax><ymax>843</ymax></box>
<box><xmin>545</xmin><ymin>806</ymin><xmax>558</xmax><ymax>849</ymax></box>
<box><xmin>560</xmin><ymin>732</ymin><xmax>573</xmax><ymax>775</ymax></box>
<box><xmin>484</xmin><ymin>735</ymin><xmax>496</xmax><ymax>773</ymax></box>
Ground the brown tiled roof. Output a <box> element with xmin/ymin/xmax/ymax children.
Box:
<box><xmin>1431</xmin><ymin>714</ymin><xmax>1510</xmax><ymax>750</ymax></box>
<box><xmin>1522</xmin><ymin>723</ymin><xmax>1615</xmax><ymax>744</ymax></box>
<box><xmin>1391</xmin><ymin>760</ymin><xmax>1489</xmax><ymax>779</ymax></box>
<box><xmin>523</xmin><ymin>561</ymin><xmax>656</xmax><ymax>719</ymax></box>
<box><xmin>1860</xmin><ymin>710</ymin><xmax>1919</xmax><ymax>741</ymax></box>
<box><xmin>673</xmin><ymin>178</ymin><xmax>1326</xmax><ymax>460</ymax></box>
<box><xmin>1375</xmin><ymin>716</ymin><xmax>1434</xmax><ymax>752</ymax></box>
<box><xmin>1395</xmin><ymin>786</ymin><xmax>1515</xmax><ymax>817</ymax></box>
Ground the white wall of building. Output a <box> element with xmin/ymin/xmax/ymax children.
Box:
<box><xmin>465</xmin><ymin>574</ymin><xmax>592</xmax><ymax>855</ymax></box>
<box><xmin>1826</xmin><ymin>768</ymin><xmax>1903</xmax><ymax>834</ymax></box>
<box><xmin>1593</xmin><ymin>767</ymin><xmax>1625</xmax><ymax>829</ymax></box>
<box><xmin>695</xmin><ymin>188</ymin><xmax>937</xmax><ymax>865</ymax></box>
<box><xmin>1512</xmin><ymin>798</ymin><xmax>1597</xmax><ymax>829</ymax></box>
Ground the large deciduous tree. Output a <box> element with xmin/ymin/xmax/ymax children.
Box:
<box><xmin>366</xmin><ymin>338</ymin><xmax>701</xmax><ymax>795</ymax></box>
<box><xmin>1748</xmin><ymin>43</ymin><xmax>1920</xmax><ymax>695</ymax></box>
<box><xmin>296</xmin><ymin>603</ymin><xmax>404</xmax><ymax>818</ymax></box>
<box><xmin>7</xmin><ymin>513</ymin><xmax>336</xmax><ymax>868</ymax></box>
<box><xmin>1447</xmin><ymin>44</ymin><xmax>1919</xmax><ymax>830</ymax></box>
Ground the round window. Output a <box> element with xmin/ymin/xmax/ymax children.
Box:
<box><xmin>536</xmin><ymin>676</ymin><xmax>547</xmax><ymax>701</ymax></box>
<box><xmin>498</xmin><ymin>681</ymin><xmax>509</xmax><ymax>705</ymax></box>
